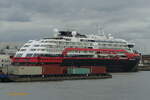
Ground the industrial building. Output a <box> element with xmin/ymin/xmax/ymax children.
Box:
<box><xmin>0</xmin><ymin>54</ymin><xmax>11</xmax><ymax>67</ymax></box>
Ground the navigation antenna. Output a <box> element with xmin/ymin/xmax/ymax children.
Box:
<box><xmin>98</xmin><ymin>25</ymin><xmax>105</xmax><ymax>36</ymax></box>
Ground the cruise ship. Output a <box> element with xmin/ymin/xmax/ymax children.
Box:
<box><xmin>12</xmin><ymin>30</ymin><xmax>140</xmax><ymax>72</ymax></box>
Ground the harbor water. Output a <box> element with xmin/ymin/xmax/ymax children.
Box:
<box><xmin>0</xmin><ymin>71</ymin><xmax>150</xmax><ymax>100</ymax></box>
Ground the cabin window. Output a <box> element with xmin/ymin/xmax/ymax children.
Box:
<box><xmin>34</xmin><ymin>45</ymin><xmax>40</xmax><ymax>47</ymax></box>
<box><xmin>88</xmin><ymin>47</ymin><xmax>93</xmax><ymax>49</ymax></box>
<box><xmin>24</xmin><ymin>45</ymin><xmax>30</xmax><ymax>47</ymax></box>
<box><xmin>40</xmin><ymin>45</ymin><xmax>46</xmax><ymax>47</ymax></box>
<box><xmin>20</xmin><ymin>49</ymin><xmax>26</xmax><ymax>51</ymax></box>
<box><xmin>41</xmin><ymin>49</ymin><xmax>46</xmax><ymax>51</ymax></box>
<box><xmin>33</xmin><ymin>54</ymin><xmax>40</xmax><ymax>57</ymax></box>
<box><xmin>26</xmin><ymin>54</ymin><xmax>33</xmax><ymax>57</ymax></box>
<box><xmin>30</xmin><ymin>49</ymin><xmax>36</xmax><ymax>51</ymax></box>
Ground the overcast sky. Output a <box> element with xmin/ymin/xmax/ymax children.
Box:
<box><xmin>0</xmin><ymin>0</ymin><xmax>149</xmax><ymax>54</ymax></box>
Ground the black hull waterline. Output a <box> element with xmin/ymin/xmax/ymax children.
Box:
<box><xmin>61</xmin><ymin>58</ymin><xmax>140</xmax><ymax>72</ymax></box>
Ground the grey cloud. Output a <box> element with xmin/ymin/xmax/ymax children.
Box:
<box><xmin>0</xmin><ymin>0</ymin><xmax>149</xmax><ymax>53</ymax></box>
<box><xmin>0</xmin><ymin>4</ymin><xmax>31</xmax><ymax>22</ymax></box>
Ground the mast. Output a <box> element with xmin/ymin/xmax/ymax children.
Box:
<box><xmin>97</xmin><ymin>25</ymin><xmax>105</xmax><ymax>36</ymax></box>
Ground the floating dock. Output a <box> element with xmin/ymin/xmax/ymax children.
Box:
<box><xmin>138</xmin><ymin>66</ymin><xmax>150</xmax><ymax>71</ymax></box>
<box><xmin>0</xmin><ymin>65</ymin><xmax>112</xmax><ymax>82</ymax></box>
<box><xmin>0</xmin><ymin>73</ymin><xmax>112</xmax><ymax>82</ymax></box>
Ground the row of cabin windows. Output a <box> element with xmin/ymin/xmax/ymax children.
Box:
<box><xmin>16</xmin><ymin>51</ymin><xmax>95</xmax><ymax>57</ymax></box>
<box><xmin>40</xmin><ymin>40</ymin><xmax>60</xmax><ymax>43</ymax></box>
<box><xmin>40</xmin><ymin>41</ymin><xmax>92</xmax><ymax>46</ymax></box>
<box><xmin>26</xmin><ymin>53</ymin><xmax>62</xmax><ymax>57</ymax></box>
<box><xmin>23</xmin><ymin>43</ymin><xmax>91</xmax><ymax>48</ymax></box>
<box><xmin>20</xmin><ymin>53</ymin><xmax>127</xmax><ymax>58</ymax></box>
<box><xmin>80</xmin><ymin>39</ymin><xmax>127</xmax><ymax>44</ymax></box>
<box><xmin>25</xmin><ymin>38</ymin><xmax>127</xmax><ymax>45</ymax></box>
<box><xmin>58</xmin><ymin>42</ymin><xmax>92</xmax><ymax>46</ymax></box>
<box><xmin>21</xmin><ymin>48</ymin><xmax>48</xmax><ymax>52</ymax></box>
<box><xmin>26</xmin><ymin>53</ymin><xmax>96</xmax><ymax>57</ymax></box>
<box><xmin>16</xmin><ymin>48</ymin><xmax>130</xmax><ymax>57</ymax></box>
<box><xmin>19</xmin><ymin>46</ymin><xmax>129</xmax><ymax>53</ymax></box>
<box><xmin>20</xmin><ymin>46</ymin><xmax>94</xmax><ymax>52</ymax></box>
<box><xmin>23</xmin><ymin>43</ymin><xmax>128</xmax><ymax>49</ymax></box>
<box><xmin>98</xmin><ymin>43</ymin><xmax>128</xmax><ymax>47</ymax></box>
<box><xmin>40</xmin><ymin>39</ymin><xmax>126</xmax><ymax>44</ymax></box>
<box><xmin>24</xmin><ymin>42</ymin><xmax>128</xmax><ymax>49</ymax></box>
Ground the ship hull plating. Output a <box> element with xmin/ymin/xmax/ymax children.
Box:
<box><xmin>12</xmin><ymin>57</ymin><xmax>140</xmax><ymax>72</ymax></box>
<box><xmin>61</xmin><ymin>58</ymin><xmax>140</xmax><ymax>72</ymax></box>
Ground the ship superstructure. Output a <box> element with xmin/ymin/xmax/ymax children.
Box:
<box><xmin>15</xmin><ymin>31</ymin><xmax>135</xmax><ymax>57</ymax></box>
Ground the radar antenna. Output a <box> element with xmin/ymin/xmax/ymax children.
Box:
<box><xmin>72</xmin><ymin>31</ymin><xmax>77</xmax><ymax>37</ymax></box>
<box><xmin>53</xmin><ymin>28</ymin><xmax>59</xmax><ymax>32</ymax></box>
<box><xmin>53</xmin><ymin>28</ymin><xmax>59</xmax><ymax>37</ymax></box>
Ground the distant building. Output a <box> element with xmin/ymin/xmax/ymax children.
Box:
<box><xmin>0</xmin><ymin>42</ymin><xmax>23</xmax><ymax>56</ymax></box>
<box><xmin>0</xmin><ymin>54</ymin><xmax>11</xmax><ymax>67</ymax></box>
<box><xmin>3</xmin><ymin>49</ymin><xmax>18</xmax><ymax>56</ymax></box>
<box><xmin>140</xmin><ymin>55</ymin><xmax>150</xmax><ymax>67</ymax></box>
